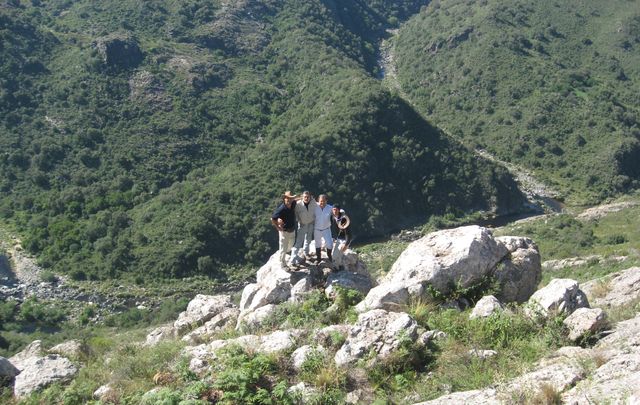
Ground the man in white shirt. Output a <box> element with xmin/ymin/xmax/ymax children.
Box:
<box><xmin>314</xmin><ymin>194</ymin><xmax>333</xmax><ymax>263</ymax></box>
<box><xmin>291</xmin><ymin>191</ymin><xmax>315</xmax><ymax>263</ymax></box>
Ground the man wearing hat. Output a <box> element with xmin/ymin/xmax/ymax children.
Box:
<box><xmin>271</xmin><ymin>191</ymin><xmax>298</xmax><ymax>270</ymax></box>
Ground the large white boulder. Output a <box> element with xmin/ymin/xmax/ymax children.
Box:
<box><xmin>527</xmin><ymin>278</ymin><xmax>589</xmax><ymax>319</ymax></box>
<box><xmin>324</xmin><ymin>271</ymin><xmax>374</xmax><ymax>298</ymax></box>
<box><xmin>357</xmin><ymin>226</ymin><xmax>542</xmax><ymax>312</ymax></box>
<box><xmin>334</xmin><ymin>309</ymin><xmax>419</xmax><ymax>366</ymax></box>
<box><xmin>174</xmin><ymin>294</ymin><xmax>236</xmax><ymax>334</ymax></box>
<box><xmin>13</xmin><ymin>354</ymin><xmax>78</xmax><ymax>398</ymax></box>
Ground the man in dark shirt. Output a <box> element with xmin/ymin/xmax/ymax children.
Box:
<box><xmin>271</xmin><ymin>191</ymin><xmax>298</xmax><ymax>270</ymax></box>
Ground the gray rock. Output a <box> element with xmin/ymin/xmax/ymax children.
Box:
<box><xmin>0</xmin><ymin>356</ymin><xmax>19</xmax><ymax>383</ymax></box>
<box><xmin>412</xmin><ymin>388</ymin><xmax>498</xmax><ymax>404</ymax></box>
<box><xmin>325</xmin><ymin>271</ymin><xmax>373</xmax><ymax>299</ymax></box>
<box><xmin>9</xmin><ymin>340</ymin><xmax>43</xmax><ymax>371</ymax></box>
<box><xmin>581</xmin><ymin>266</ymin><xmax>640</xmax><ymax>308</ymax></box>
<box><xmin>48</xmin><ymin>340</ymin><xmax>86</xmax><ymax>359</ymax></box>
<box><xmin>174</xmin><ymin>294</ymin><xmax>235</xmax><ymax>334</ymax></box>
<box><xmin>235</xmin><ymin>304</ymin><xmax>277</xmax><ymax>332</ymax></box>
<box><xmin>526</xmin><ymin>279</ymin><xmax>589</xmax><ymax>319</ymax></box>
<box><xmin>468</xmin><ymin>349</ymin><xmax>498</xmax><ymax>359</ymax></box>
<box><xmin>357</xmin><ymin>227</ymin><xmax>542</xmax><ymax>313</ymax></box>
<box><xmin>291</xmin><ymin>345</ymin><xmax>327</xmax><ymax>371</ymax></box>
<box><xmin>93</xmin><ymin>383</ymin><xmax>116</xmax><ymax>401</ymax></box>
<box><xmin>288</xmin><ymin>381</ymin><xmax>318</xmax><ymax>402</ymax></box>
<box><xmin>239</xmin><ymin>253</ymin><xmax>293</xmax><ymax>312</ymax></box>
<box><xmin>289</xmin><ymin>276</ymin><xmax>314</xmax><ymax>303</ymax></box>
<box><xmin>13</xmin><ymin>355</ymin><xmax>78</xmax><ymax>398</ymax></box>
<box><xmin>335</xmin><ymin>310</ymin><xmax>419</xmax><ymax>366</ymax></box>
<box><xmin>493</xmin><ymin>236</ymin><xmax>541</xmax><ymax>303</ymax></box>
<box><xmin>182</xmin><ymin>307</ymin><xmax>240</xmax><ymax>344</ymax></box>
<box><xmin>563</xmin><ymin>307</ymin><xmax>608</xmax><ymax>341</ymax></box>
<box><xmin>145</xmin><ymin>324</ymin><xmax>178</xmax><ymax>347</ymax></box>
<box><xmin>470</xmin><ymin>295</ymin><xmax>504</xmax><ymax>319</ymax></box>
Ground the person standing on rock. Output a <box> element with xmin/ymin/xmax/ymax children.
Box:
<box><xmin>331</xmin><ymin>204</ymin><xmax>352</xmax><ymax>270</ymax></box>
<box><xmin>291</xmin><ymin>190</ymin><xmax>315</xmax><ymax>264</ymax></box>
<box><xmin>314</xmin><ymin>194</ymin><xmax>333</xmax><ymax>263</ymax></box>
<box><xmin>271</xmin><ymin>191</ymin><xmax>299</xmax><ymax>270</ymax></box>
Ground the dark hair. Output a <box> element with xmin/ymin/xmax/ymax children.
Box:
<box><xmin>333</xmin><ymin>204</ymin><xmax>341</xmax><ymax>210</ymax></box>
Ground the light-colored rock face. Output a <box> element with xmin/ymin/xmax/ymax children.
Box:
<box><xmin>563</xmin><ymin>307</ymin><xmax>608</xmax><ymax>341</ymax></box>
<box><xmin>13</xmin><ymin>354</ymin><xmax>78</xmax><ymax>398</ymax></box>
<box><xmin>581</xmin><ymin>267</ymin><xmax>640</xmax><ymax>308</ymax></box>
<box><xmin>9</xmin><ymin>340</ymin><xmax>43</xmax><ymax>371</ymax></box>
<box><xmin>184</xmin><ymin>329</ymin><xmax>304</xmax><ymax>374</ymax></box>
<box><xmin>385</xmin><ymin>226</ymin><xmax>507</xmax><ymax>292</ymax></box>
<box><xmin>145</xmin><ymin>325</ymin><xmax>178</xmax><ymax>347</ymax></box>
<box><xmin>356</xmin><ymin>226</ymin><xmax>541</xmax><ymax>312</ymax></box>
<box><xmin>174</xmin><ymin>294</ymin><xmax>235</xmax><ymax>334</ymax></box>
<box><xmin>93</xmin><ymin>384</ymin><xmax>116</xmax><ymax>401</ymax></box>
<box><xmin>334</xmin><ymin>310</ymin><xmax>418</xmax><ymax>367</ymax></box>
<box><xmin>493</xmin><ymin>236</ymin><xmax>541</xmax><ymax>303</ymax></box>
<box><xmin>324</xmin><ymin>271</ymin><xmax>373</xmax><ymax>299</ymax></box>
<box><xmin>0</xmin><ymin>356</ymin><xmax>19</xmax><ymax>380</ymax></box>
<box><xmin>291</xmin><ymin>345</ymin><xmax>327</xmax><ymax>371</ymax></box>
<box><xmin>182</xmin><ymin>307</ymin><xmax>240</xmax><ymax>344</ymax></box>
<box><xmin>48</xmin><ymin>340</ymin><xmax>86</xmax><ymax>359</ymax></box>
<box><xmin>527</xmin><ymin>278</ymin><xmax>589</xmax><ymax>319</ymax></box>
<box><xmin>240</xmin><ymin>253</ymin><xmax>294</xmax><ymax>312</ymax></box>
<box><xmin>235</xmin><ymin>304</ymin><xmax>277</xmax><ymax>332</ymax></box>
<box><xmin>470</xmin><ymin>295</ymin><xmax>504</xmax><ymax>319</ymax></box>
<box><xmin>412</xmin><ymin>388</ymin><xmax>498</xmax><ymax>405</ymax></box>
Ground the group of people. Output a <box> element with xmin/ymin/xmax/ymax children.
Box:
<box><xmin>271</xmin><ymin>190</ymin><xmax>352</xmax><ymax>270</ymax></box>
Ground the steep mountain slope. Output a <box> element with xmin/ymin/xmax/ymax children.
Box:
<box><xmin>0</xmin><ymin>0</ymin><xmax>524</xmax><ymax>280</ymax></box>
<box><xmin>393</xmin><ymin>0</ymin><xmax>640</xmax><ymax>204</ymax></box>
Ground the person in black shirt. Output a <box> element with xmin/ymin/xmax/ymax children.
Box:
<box><xmin>271</xmin><ymin>191</ymin><xmax>298</xmax><ymax>270</ymax></box>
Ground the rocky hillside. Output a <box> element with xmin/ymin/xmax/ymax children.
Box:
<box><xmin>2</xmin><ymin>218</ymin><xmax>640</xmax><ymax>403</ymax></box>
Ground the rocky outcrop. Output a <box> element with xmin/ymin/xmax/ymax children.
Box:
<box><xmin>13</xmin><ymin>355</ymin><xmax>78</xmax><ymax>398</ymax></box>
<box><xmin>334</xmin><ymin>309</ymin><xmax>419</xmax><ymax>367</ymax></box>
<box><xmin>470</xmin><ymin>295</ymin><xmax>504</xmax><ymax>319</ymax></box>
<box><xmin>93</xmin><ymin>33</ymin><xmax>143</xmax><ymax>69</ymax></box>
<box><xmin>184</xmin><ymin>329</ymin><xmax>304</xmax><ymax>374</ymax></box>
<box><xmin>174</xmin><ymin>294</ymin><xmax>236</xmax><ymax>334</ymax></box>
<box><xmin>526</xmin><ymin>278</ymin><xmax>589</xmax><ymax>319</ymax></box>
<box><xmin>48</xmin><ymin>340</ymin><xmax>87</xmax><ymax>359</ymax></box>
<box><xmin>581</xmin><ymin>266</ymin><xmax>640</xmax><ymax>307</ymax></box>
<box><xmin>291</xmin><ymin>345</ymin><xmax>327</xmax><ymax>371</ymax></box>
<box><xmin>562</xmin><ymin>307</ymin><xmax>608</xmax><ymax>341</ymax></box>
<box><xmin>9</xmin><ymin>340</ymin><xmax>43</xmax><ymax>371</ymax></box>
<box><xmin>181</xmin><ymin>306</ymin><xmax>240</xmax><ymax>344</ymax></box>
<box><xmin>356</xmin><ymin>226</ymin><xmax>540</xmax><ymax>312</ymax></box>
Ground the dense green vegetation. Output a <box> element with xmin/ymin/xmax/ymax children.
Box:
<box><xmin>0</xmin><ymin>0</ymin><xmax>523</xmax><ymax>280</ymax></box>
<box><xmin>394</xmin><ymin>0</ymin><xmax>640</xmax><ymax>204</ymax></box>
